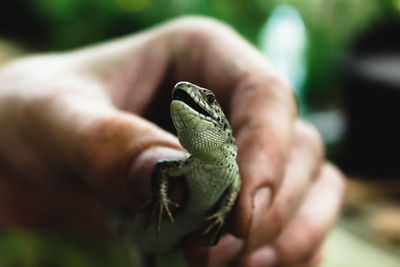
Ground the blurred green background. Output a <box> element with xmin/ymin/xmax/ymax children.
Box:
<box><xmin>1</xmin><ymin>0</ymin><xmax>400</xmax><ymax>266</ymax></box>
<box><xmin>2</xmin><ymin>0</ymin><xmax>399</xmax><ymax>110</ymax></box>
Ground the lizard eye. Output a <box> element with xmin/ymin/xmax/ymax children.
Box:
<box><xmin>206</xmin><ymin>94</ymin><xmax>215</xmax><ymax>104</ymax></box>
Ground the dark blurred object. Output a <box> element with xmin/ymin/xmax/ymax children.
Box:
<box><xmin>0</xmin><ymin>1</ymin><xmax>49</xmax><ymax>48</ymax></box>
<box><xmin>340</xmin><ymin>18</ymin><xmax>400</xmax><ymax>179</ymax></box>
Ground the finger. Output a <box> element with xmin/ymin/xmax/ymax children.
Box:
<box><xmin>165</xmin><ymin>17</ymin><xmax>298</xmax><ymax>237</ymax></box>
<box><xmin>269</xmin><ymin>163</ymin><xmax>345</xmax><ymax>266</ymax></box>
<box><xmin>234</xmin><ymin>163</ymin><xmax>345</xmax><ymax>266</ymax></box>
<box><xmin>232</xmin><ymin>244</ymin><xmax>323</xmax><ymax>267</ymax></box>
<box><xmin>245</xmin><ymin>121</ymin><xmax>324</xmax><ymax>251</ymax></box>
<box><xmin>233</xmin><ymin>246</ymin><xmax>277</xmax><ymax>267</ymax></box>
<box><xmin>184</xmin><ymin>234</ymin><xmax>243</xmax><ymax>267</ymax></box>
<box><xmin>231</xmin><ymin>74</ymin><xmax>296</xmax><ymax>238</ymax></box>
<box><xmin>297</xmin><ymin>244</ymin><xmax>324</xmax><ymax>267</ymax></box>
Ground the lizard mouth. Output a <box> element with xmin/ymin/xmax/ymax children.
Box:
<box><xmin>173</xmin><ymin>89</ymin><xmax>212</xmax><ymax>118</ymax></box>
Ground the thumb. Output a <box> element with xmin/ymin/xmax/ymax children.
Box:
<box><xmin>17</xmin><ymin>86</ymin><xmax>184</xmax><ymax>209</ymax></box>
<box><xmin>71</xmin><ymin>108</ymin><xmax>184</xmax><ymax>210</ymax></box>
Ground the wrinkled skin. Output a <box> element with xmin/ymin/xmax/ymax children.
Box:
<box><xmin>0</xmin><ymin>17</ymin><xmax>345</xmax><ymax>267</ymax></box>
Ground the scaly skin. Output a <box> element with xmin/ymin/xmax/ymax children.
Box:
<box><xmin>131</xmin><ymin>82</ymin><xmax>240</xmax><ymax>253</ymax></box>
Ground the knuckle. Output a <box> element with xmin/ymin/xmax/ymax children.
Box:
<box><xmin>268</xmin><ymin>205</ymin><xmax>289</xmax><ymax>237</ymax></box>
<box><xmin>76</xmin><ymin>115</ymin><xmax>130</xmax><ymax>178</ymax></box>
<box><xmin>265</xmin><ymin>75</ymin><xmax>297</xmax><ymax>115</ymax></box>
<box><xmin>276</xmin><ymin>218</ymin><xmax>319</xmax><ymax>265</ymax></box>
<box><xmin>170</xmin><ymin>15</ymin><xmax>235</xmax><ymax>39</ymax></box>
<box><xmin>167</xmin><ymin>16</ymin><xmax>242</xmax><ymax>60</ymax></box>
<box><xmin>269</xmin><ymin>74</ymin><xmax>295</xmax><ymax>97</ymax></box>
<box><xmin>238</xmin><ymin>132</ymin><xmax>286</xmax><ymax>193</ymax></box>
<box><xmin>240</xmin><ymin>73</ymin><xmax>294</xmax><ymax>103</ymax></box>
<box><xmin>322</xmin><ymin>163</ymin><xmax>347</xmax><ymax>194</ymax></box>
<box><xmin>294</xmin><ymin>120</ymin><xmax>324</xmax><ymax>158</ymax></box>
<box><xmin>231</xmin><ymin>74</ymin><xmax>297</xmax><ymax>137</ymax></box>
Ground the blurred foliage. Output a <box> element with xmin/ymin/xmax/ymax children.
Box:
<box><xmin>1</xmin><ymin>0</ymin><xmax>397</xmax><ymax>109</ymax></box>
<box><xmin>0</xmin><ymin>230</ymin><xmax>133</xmax><ymax>267</ymax></box>
<box><xmin>2</xmin><ymin>0</ymin><xmax>397</xmax><ymax>49</ymax></box>
<box><xmin>2</xmin><ymin>1</ymin><xmax>394</xmax><ymax>149</ymax></box>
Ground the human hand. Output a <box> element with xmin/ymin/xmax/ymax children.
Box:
<box><xmin>0</xmin><ymin>17</ymin><xmax>345</xmax><ymax>266</ymax></box>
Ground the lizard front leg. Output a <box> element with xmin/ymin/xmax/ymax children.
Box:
<box><xmin>145</xmin><ymin>159</ymin><xmax>186</xmax><ymax>233</ymax></box>
<box><xmin>202</xmin><ymin>178</ymin><xmax>241</xmax><ymax>245</ymax></box>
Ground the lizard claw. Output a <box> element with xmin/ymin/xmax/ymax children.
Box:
<box><xmin>201</xmin><ymin>211</ymin><xmax>225</xmax><ymax>245</ymax></box>
<box><xmin>144</xmin><ymin>195</ymin><xmax>180</xmax><ymax>233</ymax></box>
<box><xmin>163</xmin><ymin>199</ymin><xmax>180</xmax><ymax>223</ymax></box>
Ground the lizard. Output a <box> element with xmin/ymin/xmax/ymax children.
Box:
<box><xmin>115</xmin><ymin>81</ymin><xmax>240</xmax><ymax>254</ymax></box>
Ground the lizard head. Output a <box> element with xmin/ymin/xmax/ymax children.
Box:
<box><xmin>170</xmin><ymin>81</ymin><xmax>234</xmax><ymax>159</ymax></box>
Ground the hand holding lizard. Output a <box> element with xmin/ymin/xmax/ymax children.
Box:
<box><xmin>0</xmin><ymin>17</ymin><xmax>345</xmax><ymax>267</ymax></box>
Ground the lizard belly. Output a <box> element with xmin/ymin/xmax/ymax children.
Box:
<box><xmin>131</xmin><ymin>167</ymin><xmax>232</xmax><ymax>253</ymax></box>
<box><xmin>184</xmin><ymin>167</ymin><xmax>232</xmax><ymax>216</ymax></box>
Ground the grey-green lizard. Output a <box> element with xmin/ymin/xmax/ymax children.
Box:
<box><xmin>115</xmin><ymin>82</ymin><xmax>240</xmax><ymax>254</ymax></box>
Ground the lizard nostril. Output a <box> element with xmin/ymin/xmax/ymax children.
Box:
<box><xmin>207</xmin><ymin>94</ymin><xmax>215</xmax><ymax>104</ymax></box>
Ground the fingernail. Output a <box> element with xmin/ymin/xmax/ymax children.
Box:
<box><xmin>251</xmin><ymin>187</ymin><xmax>271</xmax><ymax>232</ymax></box>
<box><xmin>127</xmin><ymin>146</ymin><xmax>185</xmax><ymax>203</ymax></box>
<box><xmin>253</xmin><ymin>246</ymin><xmax>278</xmax><ymax>266</ymax></box>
